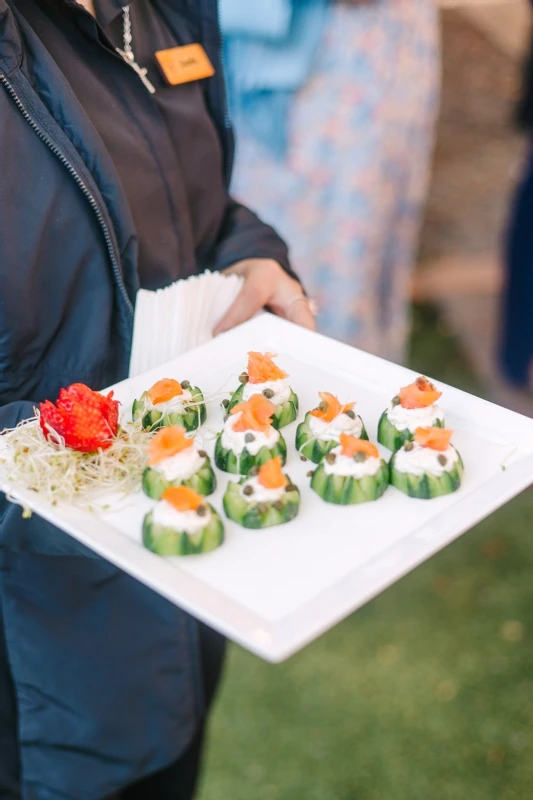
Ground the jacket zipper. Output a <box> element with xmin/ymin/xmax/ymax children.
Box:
<box><xmin>0</xmin><ymin>72</ymin><xmax>134</xmax><ymax>318</ymax></box>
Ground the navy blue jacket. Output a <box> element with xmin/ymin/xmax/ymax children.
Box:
<box><xmin>0</xmin><ymin>1</ymin><xmax>291</xmax><ymax>796</ymax></box>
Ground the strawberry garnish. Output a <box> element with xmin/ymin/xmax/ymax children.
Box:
<box><xmin>39</xmin><ymin>383</ymin><xmax>119</xmax><ymax>452</ymax></box>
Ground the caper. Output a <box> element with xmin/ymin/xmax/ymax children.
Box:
<box><xmin>318</xmin><ymin>401</ymin><xmax>328</xmax><ymax>413</ymax></box>
<box><xmin>244</xmin><ymin>432</ymin><xmax>255</xmax><ymax>444</ymax></box>
<box><xmin>180</xmin><ymin>380</ymin><xmax>191</xmax><ymax>390</ymax></box>
<box><xmin>391</xmin><ymin>395</ymin><xmax>401</xmax><ymax>406</ymax></box>
<box><xmin>221</xmin><ymin>398</ymin><xmax>229</xmax><ymax>409</ymax></box>
<box><xmin>325</xmin><ymin>453</ymin><xmax>337</xmax><ymax>464</ymax></box>
<box><xmin>243</xmin><ymin>485</ymin><xmax>254</xmax><ymax>496</ymax></box>
<box><xmin>354</xmin><ymin>452</ymin><xmax>367</xmax><ymax>463</ymax></box>
<box><xmin>404</xmin><ymin>441</ymin><xmax>414</xmax><ymax>451</ymax></box>
<box><xmin>263</xmin><ymin>388</ymin><xmax>275</xmax><ymax>399</ymax></box>
<box><xmin>273</xmin><ymin>501</ymin><xmax>284</xmax><ymax>511</ymax></box>
<box><xmin>285</xmin><ymin>484</ymin><xmax>298</xmax><ymax>493</ymax></box>
<box><xmin>197</xmin><ymin>505</ymin><xmax>207</xmax><ymax>517</ymax></box>
<box><xmin>238</xmin><ymin>372</ymin><xmax>249</xmax><ymax>384</ymax></box>
<box><xmin>197</xmin><ymin>450</ymin><xmax>207</xmax><ymax>458</ymax></box>
<box><xmin>248</xmin><ymin>465</ymin><xmax>260</xmax><ymax>477</ymax></box>
<box><xmin>438</xmin><ymin>454</ymin><xmax>447</xmax><ymax>467</ymax></box>
<box><xmin>306</xmin><ymin>470</ymin><xmax>315</xmax><ymax>478</ymax></box>
<box><xmin>345</xmin><ymin>409</ymin><xmax>356</xmax><ymax>420</ymax></box>
<box><xmin>257</xmin><ymin>503</ymin><xmax>267</xmax><ymax>515</ymax></box>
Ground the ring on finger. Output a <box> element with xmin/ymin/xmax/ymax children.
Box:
<box><xmin>285</xmin><ymin>294</ymin><xmax>318</xmax><ymax>317</ymax></box>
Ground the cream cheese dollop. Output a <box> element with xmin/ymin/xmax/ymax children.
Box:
<box><xmin>322</xmin><ymin>445</ymin><xmax>383</xmax><ymax>479</ymax></box>
<box><xmin>386</xmin><ymin>402</ymin><xmax>444</xmax><ymax>434</ymax></box>
<box><xmin>242</xmin><ymin>379</ymin><xmax>291</xmax><ymax>406</ymax></box>
<box><xmin>152</xmin><ymin>500</ymin><xmax>211</xmax><ymax>534</ymax></box>
<box><xmin>153</xmin><ymin>444</ymin><xmax>205</xmax><ymax>482</ymax></box>
<box><xmin>309</xmin><ymin>411</ymin><xmax>363</xmax><ymax>442</ymax></box>
<box><xmin>240</xmin><ymin>475</ymin><xmax>286</xmax><ymax>503</ymax></box>
<box><xmin>393</xmin><ymin>442</ymin><xmax>458</xmax><ymax>477</ymax></box>
<box><xmin>221</xmin><ymin>413</ymin><xmax>279</xmax><ymax>456</ymax></box>
<box><xmin>147</xmin><ymin>389</ymin><xmax>193</xmax><ymax>414</ymax></box>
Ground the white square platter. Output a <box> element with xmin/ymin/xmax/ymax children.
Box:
<box><xmin>2</xmin><ymin>313</ymin><xmax>533</xmax><ymax>662</ymax></box>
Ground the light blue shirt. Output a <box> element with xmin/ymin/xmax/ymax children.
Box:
<box><xmin>219</xmin><ymin>0</ymin><xmax>330</xmax><ymax>157</ymax></box>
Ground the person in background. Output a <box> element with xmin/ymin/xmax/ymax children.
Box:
<box><xmin>221</xmin><ymin>0</ymin><xmax>440</xmax><ymax>365</ymax></box>
<box><xmin>0</xmin><ymin>0</ymin><xmax>313</xmax><ymax>797</ymax></box>
<box><xmin>500</xmin><ymin>1</ymin><xmax>533</xmax><ymax>388</ymax></box>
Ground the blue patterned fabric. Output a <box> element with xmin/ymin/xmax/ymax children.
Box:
<box><xmin>230</xmin><ymin>0</ymin><xmax>440</xmax><ymax>363</ymax></box>
<box><xmin>220</xmin><ymin>0</ymin><xmax>330</xmax><ymax>157</ymax></box>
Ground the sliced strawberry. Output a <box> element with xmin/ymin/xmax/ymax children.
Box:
<box><xmin>39</xmin><ymin>383</ymin><xmax>119</xmax><ymax>452</ymax></box>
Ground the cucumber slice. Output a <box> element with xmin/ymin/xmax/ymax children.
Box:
<box><xmin>295</xmin><ymin>413</ymin><xmax>369</xmax><ymax>464</ymax></box>
<box><xmin>214</xmin><ymin>432</ymin><xmax>287</xmax><ymax>475</ymax></box>
<box><xmin>377</xmin><ymin>410</ymin><xmax>445</xmax><ymax>452</ymax></box>
<box><xmin>142</xmin><ymin>456</ymin><xmax>217</xmax><ymax>500</ymax></box>
<box><xmin>389</xmin><ymin>450</ymin><xmax>464</xmax><ymax>499</ymax></box>
<box><xmin>132</xmin><ymin>386</ymin><xmax>207</xmax><ymax>432</ymax></box>
<box><xmin>223</xmin><ymin>478</ymin><xmax>300</xmax><ymax>528</ymax></box>
<box><xmin>226</xmin><ymin>383</ymin><xmax>299</xmax><ymax>430</ymax></box>
<box><xmin>225</xmin><ymin>382</ymin><xmax>245</xmax><ymax>412</ymax></box>
<box><xmin>275</xmin><ymin>391</ymin><xmax>299</xmax><ymax>429</ymax></box>
<box><xmin>142</xmin><ymin>506</ymin><xmax>224</xmax><ymax>556</ymax></box>
<box><xmin>310</xmin><ymin>461</ymin><xmax>389</xmax><ymax>505</ymax></box>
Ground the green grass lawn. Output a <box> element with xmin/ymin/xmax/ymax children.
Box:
<box><xmin>197</xmin><ymin>307</ymin><xmax>533</xmax><ymax>800</ymax></box>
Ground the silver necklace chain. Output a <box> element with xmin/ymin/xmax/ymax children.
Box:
<box><xmin>116</xmin><ymin>5</ymin><xmax>156</xmax><ymax>94</ymax></box>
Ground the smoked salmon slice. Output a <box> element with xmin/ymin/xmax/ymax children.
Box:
<box><xmin>148</xmin><ymin>425</ymin><xmax>193</xmax><ymax>466</ymax></box>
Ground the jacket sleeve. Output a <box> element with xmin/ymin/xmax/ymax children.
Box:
<box><xmin>0</xmin><ymin>401</ymin><xmax>37</xmax><ymax>431</ymax></box>
<box><xmin>210</xmin><ymin>196</ymin><xmax>300</xmax><ymax>282</ymax></box>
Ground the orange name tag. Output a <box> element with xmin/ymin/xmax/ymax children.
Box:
<box><xmin>155</xmin><ymin>44</ymin><xmax>215</xmax><ymax>86</ymax></box>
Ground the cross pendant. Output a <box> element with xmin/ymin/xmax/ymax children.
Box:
<box><xmin>116</xmin><ymin>48</ymin><xmax>156</xmax><ymax>95</ymax></box>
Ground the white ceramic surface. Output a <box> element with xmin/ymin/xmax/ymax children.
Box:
<box><xmin>2</xmin><ymin>314</ymin><xmax>533</xmax><ymax>662</ymax></box>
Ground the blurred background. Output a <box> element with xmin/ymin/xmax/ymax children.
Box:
<box><xmin>198</xmin><ymin>2</ymin><xmax>533</xmax><ymax>798</ymax></box>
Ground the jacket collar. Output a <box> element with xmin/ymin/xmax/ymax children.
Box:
<box><xmin>0</xmin><ymin>0</ymin><xmax>211</xmax><ymax>72</ymax></box>
<box><xmin>0</xmin><ymin>0</ymin><xmax>22</xmax><ymax>73</ymax></box>
<box><xmin>94</xmin><ymin>0</ymin><xmax>135</xmax><ymax>32</ymax></box>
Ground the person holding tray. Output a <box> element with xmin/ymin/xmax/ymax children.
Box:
<box><xmin>0</xmin><ymin>1</ymin><xmax>314</xmax><ymax>797</ymax></box>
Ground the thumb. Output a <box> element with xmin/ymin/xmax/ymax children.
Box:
<box><xmin>213</xmin><ymin>276</ymin><xmax>268</xmax><ymax>336</ymax></box>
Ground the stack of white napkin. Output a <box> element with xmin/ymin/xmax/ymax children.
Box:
<box><xmin>129</xmin><ymin>271</ymin><xmax>243</xmax><ymax>377</ymax></box>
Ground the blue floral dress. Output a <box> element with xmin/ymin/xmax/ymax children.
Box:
<box><xmin>230</xmin><ymin>0</ymin><xmax>439</xmax><ymax>364</ymax></box>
